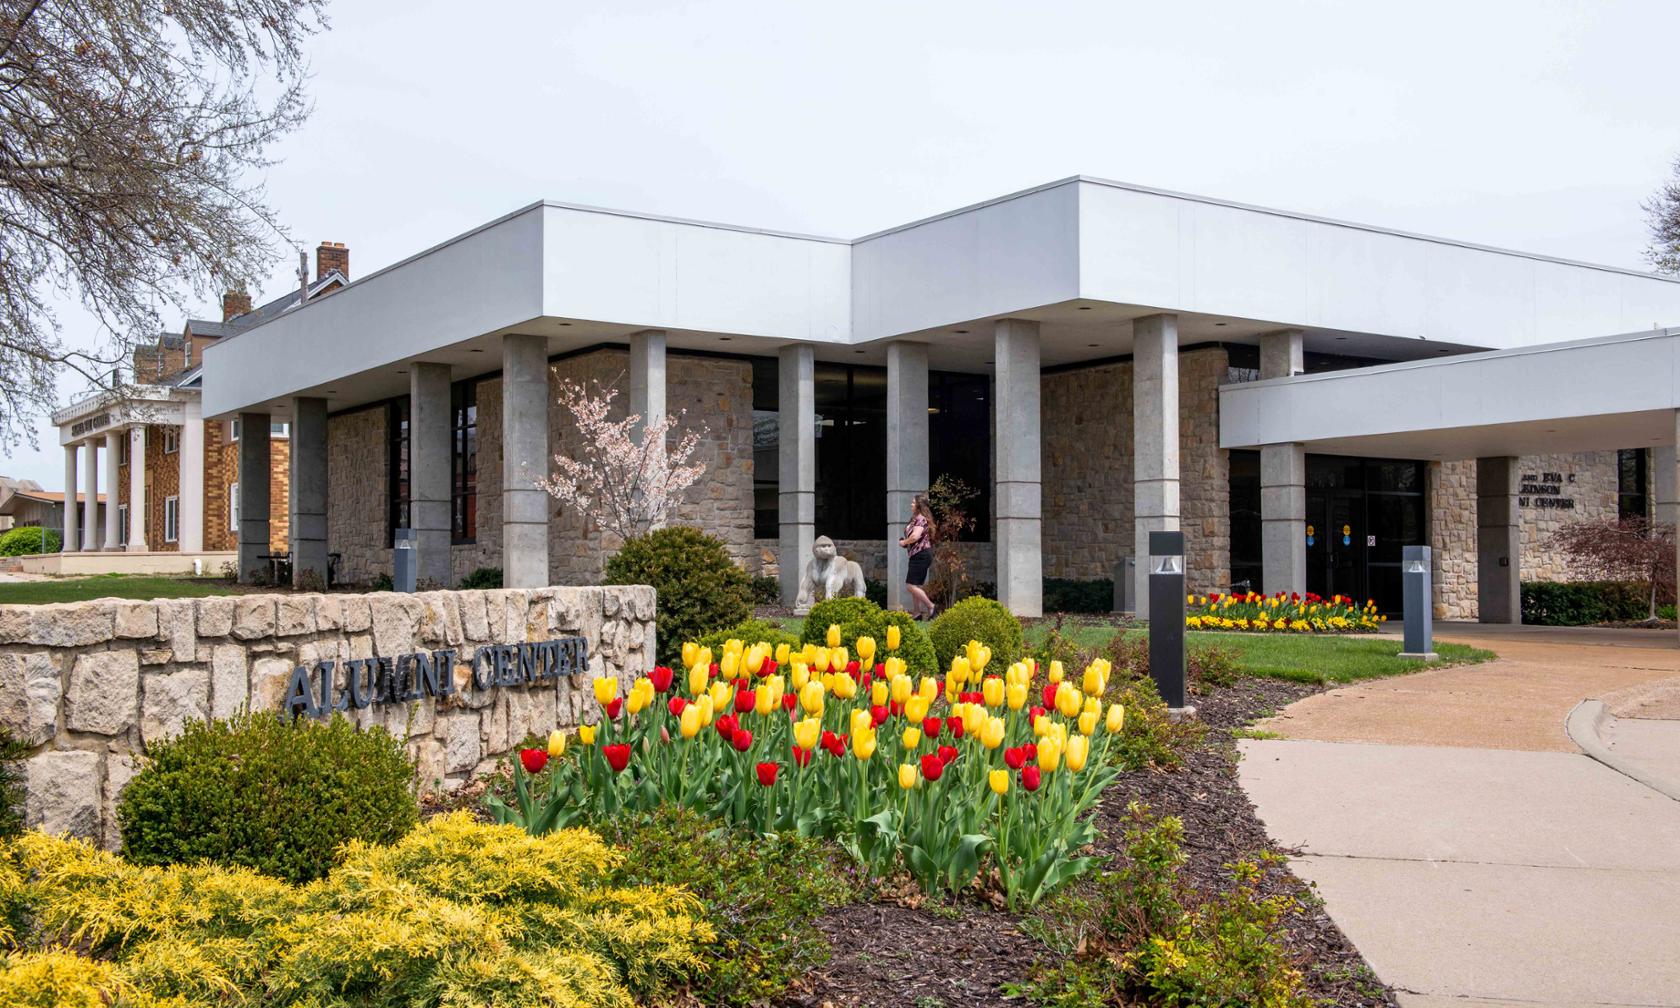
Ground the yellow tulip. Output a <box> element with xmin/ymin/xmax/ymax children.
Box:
<box><xmin>886</xmin><ymin>624</ymin><xmax>901</xmax><ymax>651</ymax></box>
<box><xmin>592</xmin><ymin>677</ymin><xmax>619</xmax><ymax>705</ymax></box>
<box><xmin>831</xmin><ymin>673</ymin><xmax>858</xmax><ymax>701</ymax></box>
<box><xmin>826</xmin><ymin>623</ymin><xmax>841</xmax><ymax>648</ymax></box>
<box><xmin>850</xmin><ymin>708</ymin><xmax>874</xmax><ymax>737</ymax></box>
<box><xmin>1033</xmin><ymin>714</ymin><xmax>1052</xmax><ymax>737</ymax></box>
<box><xmin>833</xmin><ymin>646</ymin><xmax>850</xmax><ymax>671</ymax></box>
<box><xmin>696</xmin><ymin>693</ymin><xmax>715</xmax><ymax>726</ymax></box>
<box><xmin>1048</xmin><ymin>660</ymin><xmax>1065</xmax><ymax>684</ymax></box>
<box><xmin>890</xmin><ymin>673</ymin><xmax>913</xmax><ymax>704</ymax></box>
<box><xmin>1038</xmin><ymin>737</ymin><xmax>1063</xmax><ymax>771</ymax></box>
<box><xmin>775</xmin><ymin>642</ymin><xmax>791</xmax><ymax>666</ymax></box>
<box><xmin>1078</xmin><ymin>710</ymin><xmax>1098</xmax><ymax>736</ymax></box>
<box><xmin>1106</xmin><ymin>703</ymin><xmax>1125</xmax><ymax>733</ymax></box>
<box><xmin>904</xmin><ymin>694</ymin><xmax>930</xmax><ymax>724</ymax></box>
<box><xmin>791</xmin><ymin>661</ymin><xmax>810</xmax><ymax>691</ymax></box>
<box><xmin>697</xmin><ymin>647</ymin><xmax>713</xmax><ymax>671</ymax></box>
<box><xmin>793</xmin><ymin>716</ymin><xmax>821</xmax><ymax>751</ymax></box>
<box><xmin>1065</xmin><ymin>735</ymin><xmax>1089</xmax><ymax>772</ymax></box>
<box><xmin>950</xmin><ymin>655</ymin><xmax>971</xmax><ymax>684</ymax></box>
<box><xmin>965</xmin><ymin>640</ymin><xmax>982</xmax><ymax>670</ymax></box>
<box><xmin>918</xmin><ymin>677</ymin><xmax>938</xmax><ymax>703</ymax></box>
<box><xmin>901</xmin><ymin>727</ymin><xmax>922</xmax><ymax>750</ymax></box>
<box><xmin>870</xmin><ymin>680</ymin><xmax>889</xmax><ymax>706</ymax></box>
<box><xmin>1083</xmin><ymin>695</ymin><xmax>1102</xmax><ymax>717</ymax></box>
<box><xmin>710</xmin><ymin>680</ymin><xmax>732</xmax><ymax>712</ymax></box>
<box><xmin>980</xmin><ymin>716</ymin><xmax>1006</xmax><ymax>750</ymax></box>
<box><xmin>962</xmin><ymin>702</ymin><xmax>986</xmax><ymax>736</ymax></box>
<box><xmin>744</xmin><ymin>642</ymin><xmax>767</xmax><ymax>676</ymax></box>
<box><xmin>754</xmin><ymin>682</ymin><xmax>775</xmax><ymax>716</ymax></box>
<box><xmin>547</xmin><ymin>729</ymin><xmax>567</xmax><ymax>757</ymax></box>
<box><xmin>799</xmin><ymin>680</ymin><xmax>825</xmax><ymax>715</ymax></box>
<box><xmin>1055</xmin><ymin>682</ymin><xmax>1083</xmax><ymax>718</ymax></box>
<box><xmin>812</xmin><ymin>646</ymin><xmax>831</xmax><ymax>673</ymax></box>
<box><xmin>853</xmin><ymin>731</ymin><xmax>877</xmax><ymax>760</ymax></box>
<box><xmin>720</xmin><ymin>651</ymin><xmax>740</xmax><ymax>680</ymax></box>
<box><xmin>688</xmin><ymin>662</ymin><xmax>710</xmax><ymax>697</ymax></box>
<box><xmin>577</xmin><ymin>724</ymin><xmax>596</xmax><ymax>745</ymax></box>
<box><xmin>989</xmin><ymin>769</ymin><xmax>1010</xmax><ymax>796</ymax></box>
<box><xmin>679</xmin><ymin>704</ymin><xmax>702</xmax><ymax>739</ymax></box>
<box><xmin>974</xmin><ymin>645</ymin><xmax>991</xmax><ymax>671</ymax></box>
<box><xmin>681</xmin><ymin>641</ymin><xmax>698</xmax><ymax>669</ymax></box>
<box><xmin>856</xmin><ymin>636</ymin><xmax>877</xmax><ymax>667</ymax></box>
<box><xmin>1006</xmin><ymin>681</ymin><xmax>1028</xmax><ymax>711</ymax></box>
<box><xmin>898</xmin><ymin>763</ymin><xmax>918</xmax><ymax>789</ymax></box>
<box><xmin>884</xmin><ymin>656</ymin><xmax>907</xmax><ymax>679</ymax></box>
<box><xmin>1082</xmin><ymin>664</ymin><xmax>1107</xmax><ymax>697</ymax></box>
<box><xmin>626</xmin><ymin>680</ymin><xmax>652</xmax><ymax>715</ymax></box>
<box><xmin>982</xmin><ymin>676</ymin><xmax>1004</xmax><ymax>708</ymax></box>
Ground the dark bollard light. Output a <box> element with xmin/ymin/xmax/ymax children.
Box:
<box><xmin>1147</xmin><ymin>530</ymin><xmax>1189</xmax><ymax>711</ymax></box>
<box><xmin>1399</xmin><ymin>544</ymin><xmax>1437</xmax><ymax>660</ymax></box>
<box><xmin>393</xmin><ymin>528</ymin><xmax>417</xmax><ymax>593</ymax></box>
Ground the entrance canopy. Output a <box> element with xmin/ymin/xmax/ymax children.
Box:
<box><xmin>1219</xmin><ymin>327</ymin><xmax>1680</xmax><ymax>460</ymax></box>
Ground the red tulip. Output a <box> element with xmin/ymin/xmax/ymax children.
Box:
<box><xmin>1029</xmin><ymin>705</ymin><xmax>1047</xmax><ymax>722</ymax></box>
<box><xmin>667</xmin><ymin>696</ymin><xmax>687</xmax><ymax>717</ymax></box>
<box><xmin>846</xmin><ymin>660</ymin><xmax>861</xmax><ymax>678</ymax></box>
<box><xmin>871</xmin><ymin>704</ymin><xmax>889</xmax><ymax>727</ymax></box>
<box><xmin>1021</xmin><ymin>765</ymin><xmax>1042</xmax><ymax>791</ymax></box>
<box><xmin>922</xmin><ymin>716</ymin><xmax>942</xmax><ymax>738</ymax></box>
<box><xmin>735</xmin><ymin>687</ymin><xmax>756</xmax><ymax>714</ymax></box>
<box><xmin>1023</xmin><ymin>742</ymin><xmax>1038</xmax><ymax>761</ymax></box>
<box><xmin>755</xmin><ymin>761</ymin><xmax>780</xmax><ymax>786</ymax></box>
<box><xmin>603</xmin><ymin>744</ymin><xmax>631</xmax><ymax>773</ymax></box>
<box><xmin>791</xmin><ymin>745</ymin><xmax>812</xmax><ymax>767</ymax></box>
<box><xmin>1004</xmin><ymin>746</ymin><xmax>1026</xmax><ymax>769</ymax></box>
<box><xmin>716</xmin><ymin>713</ymin><xmax>739</xmax><ymax>742</ymax></box>
<box><xmin>605</xmin><ymin>698</ymin><xmax>622</xmax><ymax>719</ymax></box>
<box><xmin>649</xmin><ymin>665</ymin><xmax>674</xmax><ymax>693</ymax></box>
<box><xmin>889</xmin><ymin>700</ymin><xmax>904</xmax><ymax>716</ymax></box>
<box><xmin>518</xmin><ymin>748</ymin><xmax>548</xmax><ymax>774</ymax></box>
<box><xmin>937</xmin><ymin>744</ymin><xmax>958</xmax><ymax>766</ymax></box>
<box><xmin>946</xmin><ymin>715</ymin><xmax>964</xmax><ymax>739</ymax></box>
<box><xmin>732</xmin><ymin>728</ymin><xmax>754</xmax><ymax>752</ymax></box>
<box><xmin>782</xmin><ymin>692</ymin><xmax>798</xmax><ymax>712</ymax></box>
<box><xmin>1041</xmin><ymin>683</ymin><xmax>1058</xmax><ymax>707</ymax></box>
<box><xmin>874</xmin><ymin>662</ymin><xmax>886</xmax><ymax>676</ymax></box>
<box><xmin>859</xmin><ymin>672</ymin><xmax>873</xmax><ymax>690</ymax></box>
<box><xmin>920</xmin><ymin>752</ymin><xmax>944</xmax><ymax>782</ymax></box>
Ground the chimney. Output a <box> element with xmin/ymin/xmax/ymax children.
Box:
<box><xmin>316</xmin><ymin>241</ymin><xmax>349</xmax><ymax>282</ymax></box>
<box><xmin>222</xmin><ymin>288</ymin><xmax>252</xmax><ymax>321</ymax></box>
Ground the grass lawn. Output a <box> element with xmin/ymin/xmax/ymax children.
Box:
<box><xmin>0</xmin><ymin>574</ymin><xmax>244</xmax><ymax>606</ymax></box>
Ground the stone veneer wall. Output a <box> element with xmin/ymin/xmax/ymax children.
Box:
<box><xmin>1429</xmin><ymin>451</ymin><xmax>1621</xmax><ymax>620</ymax></box>
<box><xmin>327</xmin><ymin>406</ymin><xmax>389</xmax><ymax>583</ymax></box>
<box><xmin>0</xmin><ymin>586</ymin><xmax>654</xmax><ymax>848</ymax></box>
<box><xmin>1041</xmin><ymin>347</ymin><xmax>1229</xmax><ymax>593</ymax></box>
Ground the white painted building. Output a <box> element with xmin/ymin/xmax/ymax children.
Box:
<box><xmin>201</xmin><ymin>177</ymin><xmax>1680</xmax><ymax>620</ymax></box>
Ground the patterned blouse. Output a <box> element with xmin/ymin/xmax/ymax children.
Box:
<box><xmin>904</xmin><ymin>515</ymin><xmax>932</xmax><ymax>556</ymax></box>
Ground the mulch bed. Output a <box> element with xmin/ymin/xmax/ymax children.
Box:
<box><xmin>786</xmin><ymin>677</ymin><xmax>1398</xmax><ymax>1008</ymax></box>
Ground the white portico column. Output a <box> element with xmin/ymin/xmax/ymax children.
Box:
<box><xmin>1655</xmin><ymin>437</ymin><xmax>1678</xmax><ymax>529</ymax></box>
<box><xmin>290</xmin><ymin>397</ymin><xmax>331</xmax><ymax>588</ymax></box>
<box><xmin>886</xmin><ymin>341</ymin><xmax>929</xmax><ymax>611</ymax></box>
<box><xmin>62</xmin><ymin>445</ymin><xmax>79</xmax><ymax>552</ymax></box>
<box><xmin>102</xmin><ymin>430</ymin><xmax>121</xmax><ymax>550</ymax></box>
<box><xmin>630</xmin><ymin>330</ymin><xmax>668</xmax><ymax>531</ymax></box>
<box><xmin>235</xmin><ymin>411</ymin><xmax>270</xmax><ymax>580</ymax></box>
<box><xmin>994</xmin><ymin>319</ymin><xmax>1043</xmax><ymax>618</ymax></box>
<box><xmin>81</xmin><ymin>439</ymin><xmax>99</xmax><ymax>551</ymax></box>
<box><xmin>778</xmin><ymin>344</ymin><xmax>815</xmax><ymax>606</ymax></box>
<box><xmin>1258</xmin><ymin>330</ymin><xmax>1306</xmax><ymax>597</ymax></box>
<box><xmin>1132</xmin><ymin>314</ymin><xmax>1179</xmax><ymax>620</ymax></box>
<box><xmin>179</xmin><ymin>399</ymin><xmax>204</xmax><ymax>552</ymax></box>
<box><xmin>127</xmin><ymin>427</ymin><xmax>146</xmax><ymax>550</ymax></box>
<box><xmin>409</xmin><ymin>364</ymin><xmax>453</xmax><ymax>587</ymax></box>
<box><xmin>502</xmin><ymin>333</ymin><xmax>551</xmax><ymax>588</ymax></box>
<box><xmin>1476</xmin><ymin>456</ymin><xmax>1521</xmax><ymax>624</ymax></box>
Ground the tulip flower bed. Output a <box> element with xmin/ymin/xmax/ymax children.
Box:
<box><xmin>487</xmin><ymin>625</ymin><xmax>1135</xmax><ymax>908</ymax></box>
<box><xmin>1185</xmin><ymin>591</ymin><xmax>1385</xmax><ymax>633</ymax></box>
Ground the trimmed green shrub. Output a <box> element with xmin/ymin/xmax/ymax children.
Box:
<box><xmin>0</xmin><ymin>525</ymin><xmax>59</xmax><ymax>556</ymax></box>
<box><xmin>798</xmin><ymin>596</ymin><xmax>938</xmax><ymax>677</ymax></box>
<box><xmin>698</xmin><ymin>617</ymin><xmax>803</xmax><ymax>656</ymax></box>
<box><xmin>117</xmin><ymin>712</ymin><xmax>418</xmax><ymax>883</ymax></box>
<box><xmin>749</xmin><ymin>574</ymin><xmax>781</xmax><ymax>605</ymax></box>
<box><xmin>606</xmin><ymin>526</ymin><xmax>752</xmax><ymax>665</ymax></box>
<box><xmin>459</xmin><ymin>565</ymin><xmax>503</xmax><ymax>589</ymax></box>
<box><xmin>1043</xmin><ymin>577</ymin><xmax>1114</xmax><ymax>614</ymax></box>
<box><xmin>1521</xmin><ymin>580</ymin><xmax>1648</xmax><ymax>625</ymax></box>
<box><xmin>929</xmin><ymin>595</ymin><xmax>1024</xmax><ymax>670</ymax></box>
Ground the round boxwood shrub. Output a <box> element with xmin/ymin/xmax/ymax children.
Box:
<box><xmin>0</xmin><ymin>525</ymin><xmax>59</xmax><ymax>556</ymax></box>
<box><xmin>929</xmin><ymin>596</ymin><xmax>1024</xmax><ymax>671</ymax></box>
<box><xmin>797</xmin><ymin>597</ymin><xmax>938</xmax><ymax>677</ymax></box>
<box><xmin>606</xmin><ymin>526</ymin><xmax>752</xmax><ymax>666</ymax></box>
<box><xmin>118</xmin><ymin>712</ymin><xmax>418</xmax><ymax>884</ymax></box>
<box><xmin>698</xmin><ymin>618</ymin><xmax>804</xmax><ymax>657</ymax></box>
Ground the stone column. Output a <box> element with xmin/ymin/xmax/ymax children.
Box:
<box><xmin>1132</xmin><ymin>314</ymin><xmax>1179</xmax><ymax>620</ymax></box>
<box><xmin>62</xmin><ymin>445</ymin><xmax>78</xmax><ymax>553</ymax></box>
<box><xmin>502</xmin><ymin>333</ymin><xmax>550</xmax><ymax>588</ymax></box>
<box><xmin>179</xmin><ymin>399</ymin><xmax>204</xmax><ymax>552</ymax></box>
<box><xmin>994</xmin><ymin>319</ymin><xmax>1043</xmax><ymax>618</ymax></box>
<box><xmin>289</xmin><ymin>397</ymin><xmax>330</xmax><ymax>588</ymax></box>
<box><xmin>630</xmin><ymin>330</ymin><xmax>668</xmax><ymax>531</ymax></box>
<box><xmin>236</xmin><ymin>411</ymin><xmax>271</xmax><ymax>581</ymax></box>
<box><xmin>1654</xmin><ymin>439</ymin><xmax>1678</xmax><ymax>528</ymax></box>
<box><xmin>1258</xmin><ymin>329</ymin><xmax>1306</xmax><ymax>597</ymax></box>
<box><xmin>1476</xmin><ymin>456</ymin><xmax>1521</xmax><ymax>624</ymax></box>
<box><xmin>81</xmin><ymin>439</ymin><xmax>99</xmax><ymax>551</ymax></box>
<box><xmin>410</xmin><ymin>363</ymin><xmax>453</xmax><ymax>587</ymax></box>
<box><xmin>886</xmin><ymin>341</ymin><xmax>929</xmax><ymax>611</ymax></box>
<box><xmin>127</xmin><ymin>427</ymin><xmax>146</xmax><ymax>551</ymax></box>
<box><xmin>102</xmin><ymin>430</ymin><xmax>121</xmax><ymax>550</ymax></box>
<box><xmin>778</xmin><ymin>344</ymin><xmax>815</xmax><ymax>606</ymax></box>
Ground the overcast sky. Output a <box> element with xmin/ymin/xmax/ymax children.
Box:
<box><xmin>8</xmin><ymin>0</ymin><xmax>1678</xmax><ymax>486</ymax></box>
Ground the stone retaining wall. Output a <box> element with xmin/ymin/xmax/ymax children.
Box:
<box><xmin>0</xmin><ymin>586</ymin><xmax>655</xmax><ymax>848</ymax></box>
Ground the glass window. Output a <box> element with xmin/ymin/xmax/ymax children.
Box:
<box><xmin>164</xmin><ymin>496</ymin><xmax>179</xmax><ymax>543</ymax></box>
<box><xmin>751</xmin><ymin>359</ymin><xmax>779</xmax><ymax>539</ymax></box>
<box><xmin>117</xmin><ymin>505</ymin><xmax>128</xmax><ymax>546</ymax></box>
<box><xmin>229</xmin><ymin>482</ymin><xmax>239</xmax><ymax>528</ymax></box>
<box><xmin>1227</xmin><ymin>449</ymin><xmax>1261</xmax><ymax>592</ymax></box>
<box><xmin>387</xmin><ymin>398</ymin><xmax>410</xmax><ymax>544</ymax></box>
<box><xmin>928</xmin><ymin>371</ymin><xmax>991</xmax><ymax>540</ymax></box>
<box><xmin>1618</xmin><ymin>448</ymin><xmax>1648</xmax><ymax>523</ymax></box>
<box><xmin>813</xmin><ymin>364</ymin><xmax>887</xmax><ymax>541</ymax></box>
<box><xmin>163</xmin><ymin>428</ymin><xmax>179</xmax><ymax>454</ymax></box>
<box><xmin>452</xmin><ymin>381</ymin><xmax>478</xmax><ymax>544</ymax></box>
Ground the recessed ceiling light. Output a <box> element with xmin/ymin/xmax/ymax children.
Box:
<box><xmin>1088</xmin><ymin>343</ymin><xmax>1100</xmax><ymax>348</ymax></box>
<box><xmin>1077</xmin><ymin>306</ymin><xmax>1092</xmax><ymax>311</ymax></box>
<box><xmin>1335</xmin><ymin>336</ymin><xmax>1348</xmax><ymax>341</ymax></box>
<box><xmin>558</xmin><ymin>322</ymin><xmax>572</xmax><ymax>327</ymax></box>
<box><xmin>953</xmin><ymin>329</ymin><xmax>969</xmax><ymax>334</ymax></box>
<box><xmin>396</xmin><ymin>370</ymin><xmax>407</xmax><ymax>374</ymax></box>
<box><xmin>719</xmin><ymin>336</ymin><xmax>731</xmax><ymax>341</ymax></box>
<box><xmin>470</xmin><ymin>348</ymin><xmax>484</xmax><ymax>353</ymax></box>
<box><xmin>854</xmin><ymin>350</ymin><xmax>865</xmax><ymax>354</ymax></box>
<box><xmin>1436</xmin><ymin>349</ymin><xmax>1450</xmax><ymax>354</ymax></box>
<box><xmin>1214</xmin><ymin>322</ymin><xmax>1227</xmax><ymax>327</ymax></box>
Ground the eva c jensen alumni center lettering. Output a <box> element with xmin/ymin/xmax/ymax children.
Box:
<box><xmin>56</xmin><ymin>177</ymin><xmax>1680</xmax><ymax>623</ymax></box>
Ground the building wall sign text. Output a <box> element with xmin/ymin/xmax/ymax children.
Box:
<box><xmin>282</xmin><ymin>637</ymin><xmax>588</xmax><ymax>719</ymax></box>
<box><xmin>1518</xmin><ymin>471</ymin><xmax>1576</xmax><ymax>510</ymax></box>
<box><xmin>70</xmin><ymin>412</ymin><xmax>112</xmax><ymax>438</ymax></box>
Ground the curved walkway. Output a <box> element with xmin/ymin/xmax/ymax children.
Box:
<box><xmin>1239</xmin><ymin>625</ymin><xmax>1680</xmax><ymax>1008</ymax></box>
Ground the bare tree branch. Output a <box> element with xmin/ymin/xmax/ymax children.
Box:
<box><xmin>1646</xmin><ymin>152</ymin><xmax>1680</xmax><ymax>275</ymax></box>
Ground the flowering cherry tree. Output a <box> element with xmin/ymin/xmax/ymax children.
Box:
<box><xmin>538</xmin><ymin>378</ymin><xmax>707</xmax><ymax>541</ymax></box>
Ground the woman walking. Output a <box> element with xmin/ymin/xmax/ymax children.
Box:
<box><xmin>899</xmin><ymin>493</ymin><xmax>936</xmax><ymax>619</ymax></box>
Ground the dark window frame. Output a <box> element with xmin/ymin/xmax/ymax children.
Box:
<box><xmin>386</xmin><ymin>398</ymin><xmax>410</xmax><ymax>546</ymax></box>
<box><xmin>1617</xmin><ymin>448</ymin><xmax>1649</xmax><ymax>524</ymax></box>
<box><xmin>451</xmin><ymin>380</ymin><xmax>478</xmax><ymax>545</ymax></box>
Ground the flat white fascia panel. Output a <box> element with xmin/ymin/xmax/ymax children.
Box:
<box><xmin>539</xmin><ymin>205</ymin><xmax>850</xmax><ymax>342</ymax></box>
<box><xmin>851</xmin><ymin>183</ymin><xmax>1079</xmax><ymax>342</ymax></box>
<box><xmin>203</xmin><ymin>208</ymin><xmax>544</xmax><ymax>416</ymax></box>
<box><xmin>1220</xmin><ymin>330</ymin><xmax>1680</xmax><ymax>449</ymax></box>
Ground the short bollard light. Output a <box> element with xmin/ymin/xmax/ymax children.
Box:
<box><xmin>1399</xmin><ymin>544</ymin><xmax>1436</xmax><ymax>660</ymax></box>
<box><xmin>1147</xmin><ymin>530</ymin><xmax>1189</xmax><ymax>711</ymax></box>
<box><xmin>393</xmin><ymin>528</ymin><xmax>417</xmax><ymax>593</ymax></box>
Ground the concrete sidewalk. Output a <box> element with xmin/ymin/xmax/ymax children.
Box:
<box><xmin>1239</xmin><ymin>628</ymin><xmax>1680</xmax><ymax>1007</ymax></box>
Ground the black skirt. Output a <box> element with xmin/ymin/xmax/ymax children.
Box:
<box><xmin>905</xmin><ymin>550</ymin><xmax>932</xmax><ymax>586</ymax></box>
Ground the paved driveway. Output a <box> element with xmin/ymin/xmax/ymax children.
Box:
<box><xmin>1240</xmin><ymin>625</ymin><xmax>1680</xmax><ymax>1008</ymax></box>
